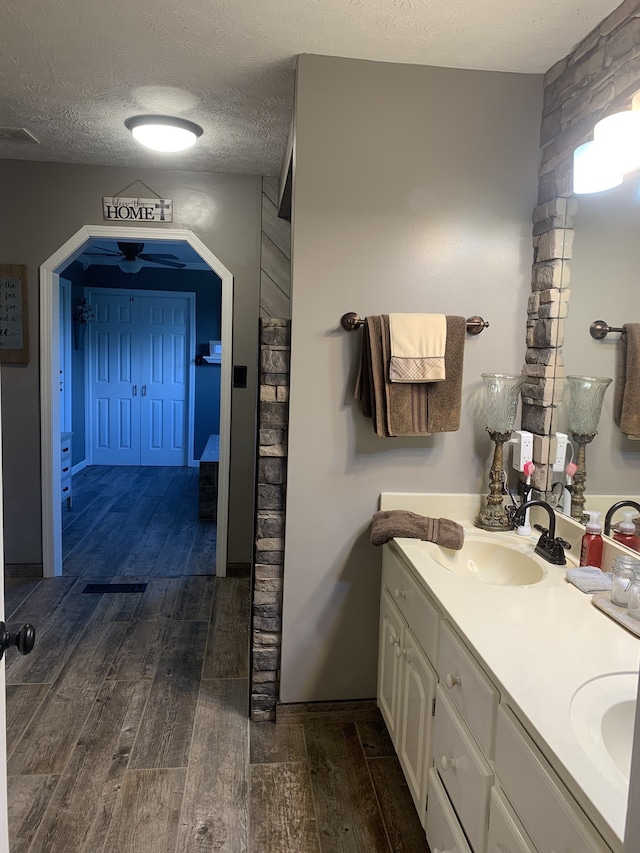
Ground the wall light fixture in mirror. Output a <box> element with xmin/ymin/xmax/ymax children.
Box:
<box><xmin>550</xmin><ymin>177</ymin><xmax>640</xmax><ymax>523</ymax></box>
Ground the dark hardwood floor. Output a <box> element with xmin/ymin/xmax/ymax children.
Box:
<box><xmin>5</xmin><ymin>466</ymin><xmax>427</xmax><ymax>852</ymax></box>
<box><xmin>62</xmin><ymin>466</ymin><xmax>216</xmax><ymax>577</ymax></box>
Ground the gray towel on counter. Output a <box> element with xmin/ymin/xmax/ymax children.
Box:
<box><xmin>371</xmin><ymin>510</ymin><xmax>464</xmax><ymax>549</ymax></box>
<box><xmin>566</xmin><ymin>568</ymin><xmax>612</xmax><ymax>594</ymax></box>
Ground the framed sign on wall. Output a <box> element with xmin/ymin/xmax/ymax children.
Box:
<box><xmin>0</xmin><ymin>264</ymin><xmax>29</xmax><ymax>363</ymax></box>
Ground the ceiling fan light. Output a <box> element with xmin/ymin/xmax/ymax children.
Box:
<box><xmin>118</xmin><ymin>258</ymin><xmax>143</xmax><ymax>274</ymax></box>
<box><xmin>124</xmin><ymin>115</ymin><xmax>203</xmax><ymax>153</ymax></box>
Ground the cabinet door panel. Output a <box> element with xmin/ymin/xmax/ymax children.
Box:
<box><xmin>433</xmin><ymin>685</ymin><xmax>493</xmax><ymax>853</ymax></box>
<box><xmin>378</xmin><ymin>589</ymin><xmax>405</xmax><ymax>744</ymax></box>
<box><xmin>398</xmin><ymin>627</ymin><xmax>437</xmax><ymax>825</ymax></box>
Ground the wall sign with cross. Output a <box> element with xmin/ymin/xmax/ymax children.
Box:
<box><xmin>102</xmin><ymin>196</ymin><xmax>173</xmax><ymax>222</ymax></box>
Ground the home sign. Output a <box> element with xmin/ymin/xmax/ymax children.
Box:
<box><xmin>102</xmin><ymin>196</ymin><xmax>173</xmax><ymax>222</ymax></box>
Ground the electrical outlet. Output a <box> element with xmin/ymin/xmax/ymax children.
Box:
<box><xmin>512</xmin><ymin>430</ymin><xmax>533</xmax><ymax>472</ymax></box>
<box><xmin>552</xmin><ymin>432</ymin><xmax>568</xmax><ymax>471</ymax></box>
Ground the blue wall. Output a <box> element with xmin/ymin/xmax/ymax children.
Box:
<box><xmin>65</xmin><ymin>262</ymin><xmax>222</xmax><ymax>464</ymax></box>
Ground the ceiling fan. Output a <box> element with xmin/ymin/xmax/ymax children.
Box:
<box><xmin>82</xmin><ymin>241</ymin><xmax>187</xmax><ymax>272</ymax></box>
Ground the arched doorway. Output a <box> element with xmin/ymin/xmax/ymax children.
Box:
<box><xmin>40</xmin><ymin>225</ymin><xmax>233</xmax><ymax>577</ymax></box>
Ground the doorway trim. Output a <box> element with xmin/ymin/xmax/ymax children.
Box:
<box><xmin>40</xmin><ymin>224</ymin><xmax>233</xmax><ymax>578</ymax></box>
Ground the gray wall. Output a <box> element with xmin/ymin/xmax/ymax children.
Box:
<box><xmin>281</xmin><ymin>55</ymin><xmax>543</xmax><ymax>703</ymax></box>
<box><xmin>0</xmin><ymin>161</ymin><xmax>261</xmax><ymax>565</ymax></box>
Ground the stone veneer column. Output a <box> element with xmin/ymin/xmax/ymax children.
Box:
<box><xmin>251</xmin><ymin>318</ymin><xmax>291</xmax><ymax>722</ymax></box>
<box><xmin>524</xmin><ymin>0</ymin><xmax>640</xmax><ymax>494</ymax></box>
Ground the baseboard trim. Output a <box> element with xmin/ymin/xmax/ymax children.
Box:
<box><xmin>5</xmin><ymin>563</ymin><xmax>44</xmax><ymax>579</ymax></box>
<box><xmin>71</xmin><ymin>459</ymin><xmax>88</xmax><ymax>476</ymax></box>
<box><xmin>275</xmin><ymin>699</ymin><xmax>381</xmax><ymax>726</ymax></box>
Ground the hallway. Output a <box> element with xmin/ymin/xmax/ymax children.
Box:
<box><xmin>5</xmin><ymin>467</ymin><xmax>427</xmax><ymax>852</ymax></box>
<box><xmin>62</xmin><ymin>466</ymin><xmax>216</xmax><ymax>577</ymax></box>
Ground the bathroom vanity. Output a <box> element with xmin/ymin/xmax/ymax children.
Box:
<box><xmin>377</xmin><ymin>493</ymin><xmax>640</xmax><ymax>853</ymax></box>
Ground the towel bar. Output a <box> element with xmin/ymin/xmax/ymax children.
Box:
<box><xmin>590</xmin><ymin>320</ymin><xmax>624</xmax><ymax>339</ymax></box>
<box><xmin>340</xmin><ymin>312</ymin><xmax>489</xmax><ymax>335</ymax></box>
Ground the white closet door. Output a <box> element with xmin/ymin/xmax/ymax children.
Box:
<box><xmin>138</xmin><ymin>296</ymin><xmax>189</xmax><ymax>466</ymax></box>
<box><xmin>91</xmin><ymin>294</ymin><xmax>140</xmax><ymax>465</ymax></box>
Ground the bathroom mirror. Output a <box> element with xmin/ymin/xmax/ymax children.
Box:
<box><xmin>547</xmin><ymin>173</ymin><xmax>640</xmax><ymax>519</ymax></box>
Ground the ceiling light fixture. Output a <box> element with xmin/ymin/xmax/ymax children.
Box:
<box><xmin>124</xmin><ymin>115</ymin><xmax>203</xmax><ymax>153</ymax></box>
<box><xmin>118</xmin><ymin>258</ymin><xmax>143</xmax><ymax>274</ymax></box>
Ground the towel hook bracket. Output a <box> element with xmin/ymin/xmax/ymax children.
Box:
<box><xmin>340</xmin><ymin>312</ymin><xmax>365</xmax><ymax>332</ymax></box>
<box><xmin>340</xmin><ymin>312</ymin><xmax>489</xmax><ymax>335</ymax></box>
<box><xmin>590</xmin><ymin>319</ymin><xmax>623</xmax><ymax>339</ymax></box>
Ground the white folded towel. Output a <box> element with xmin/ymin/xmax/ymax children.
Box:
<box><xmin>388</xmin><ymin>313</ymin><xmax>447</xmax><ymax>383</ymax></box>
<box><xmin>566</xmin><ymin>567</ymin><xmax>612</xmax><ymax>594</ymax></box>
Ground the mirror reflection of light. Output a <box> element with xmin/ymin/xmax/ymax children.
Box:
<box><xmin>573</xmin><ymin>141</ymin><xmax>623</xmax><ymax>195</ymax></box>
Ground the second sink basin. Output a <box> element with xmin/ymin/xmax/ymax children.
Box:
<box><xmin>570</xmin><ymin>672</ymin><xmax>638</xmax><ymax>790</ymax></box>
<box><xmin>419</xmin><ymin>532</ymin><xmax>551</xmax><ymax>586</ymax></box>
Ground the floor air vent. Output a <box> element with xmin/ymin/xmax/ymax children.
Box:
<box><xmin>83</xmin><ymin>583</ymin><xmax>147</xmax><ymax>594</ymax></box>
<box><xmin>0</xmin><ymin>127</ymin><xmax>40</xmax><ymax>143</ymax></box>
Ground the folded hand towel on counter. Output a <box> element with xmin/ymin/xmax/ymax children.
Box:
<box><xmin>566</xmin><ymin>567</ymin><xmax>612</xmax><ymax>594</ymax></box>
<box><xmin>355</xmin><ymin>314</ymin><xmax>465</xmax><ymax>437</ymax></box>
<box><xmin>388</xmin><ymin>313</ymin><xmax>447</xmax><ymax>383</ymax></box>
<box><xmin>614</xmin><ymin>323</ymin><xmax>640</xmax><ymax>439</ymax></box>
<box><xmin>370</xmin><ymin>510</ymin><xmax>464</xmax><ymax>549</ymax></box>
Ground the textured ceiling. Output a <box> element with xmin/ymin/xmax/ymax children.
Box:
<box><xmin>0</xmin><ymin>0</ymin><xmax>622</xmax><ymax>176</ymax></box>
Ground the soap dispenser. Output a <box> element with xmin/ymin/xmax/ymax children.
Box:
<box><xmin>580</xmin><ymin>511</ymin><xmax>604</xmax><ymax>569</ymax></box>
<box><xmin>613</xmin><ymin>511</ymin><xmax>640</xmax><ymax>553</ymax></box>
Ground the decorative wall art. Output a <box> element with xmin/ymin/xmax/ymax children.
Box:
<box><xmin>0</xmin><ymin>264</ymin><xmax>29</xmax><ymax>363</ymax></box>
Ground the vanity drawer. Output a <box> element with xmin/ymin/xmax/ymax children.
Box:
<box><xmin>433</xmin><ymin>685</ymin><xmax>493</xmax><ymax>853</ymax></box>
<box><xmin>426</xmin><ymin>767</ymin><xmax>472</xmax><ymax>853</ymax></box>
<box><xmin>437</xmin><ymin>621</ymin><xmax>499</xmax><ymax>759</ymax></box>
<box><xmin>495</xmin><ymin>705</ymin><xmax>610</xmax><ymax>853</ymax></box>
<box><xmin>488</xmin><ymin>787</ymin><xmax>537</xmax><ymax>853</ymax></box>
<box><xmin>382</xmin><ymin>548</ymin><xmax>439</xmax><ymax>664</ymax></box>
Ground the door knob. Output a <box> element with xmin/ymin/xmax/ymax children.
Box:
<box><xmin>0</xmin><ymin>622</ymin><xmax>35</xmax><ymax>659</ymax></box>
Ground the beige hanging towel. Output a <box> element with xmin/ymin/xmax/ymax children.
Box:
<box><xmin>614</xmin><ymin>323</ymin><xmax>640</xmax><ymax>439</ymax></box>
<box><xmin>388</xmin><ymin>313</ymin><xmax>447</xmax><ymax>382</ymax></box>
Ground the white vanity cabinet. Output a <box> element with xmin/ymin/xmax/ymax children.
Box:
<box><xmin>378</xmin><ymin>549</ymin><xmax>439</xmax><ymax>824</ymax></box>
<box><xmin>378</xmin><ymin>541</ymin><xmax>616</xmax><ymax>853</ymax></box>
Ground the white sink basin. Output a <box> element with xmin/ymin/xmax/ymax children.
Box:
<box><xmin>419</xmin><ymin>532</ymin><xmax>551</xmax><ymax>586</ymax></box>
<box><xmin>570</xmin><ymin>672</ymin><xmax>639</xmax><ymax>790</ymax></box>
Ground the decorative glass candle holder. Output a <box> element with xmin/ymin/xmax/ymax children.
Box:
<box><xmin>474</xmin><ymin>374</ymin><xmax>526</xmax><ymax>532</ymax></box>
<box><xmin>566</xmin><ymin>376</ymin><xmax>612</xmax><ymax>520</ymax></box>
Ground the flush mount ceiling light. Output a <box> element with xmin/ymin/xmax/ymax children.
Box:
<box><xmin>124</xmin><ymin>115</ymin><xmax>203</xmax><ymax>153</ymax></box>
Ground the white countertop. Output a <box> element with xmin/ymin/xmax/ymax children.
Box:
<box><xmin>380</xmin><ymin>493</ymin><xmax>640</xmax><ymax>851</ymax></box>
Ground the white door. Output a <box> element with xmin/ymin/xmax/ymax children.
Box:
<box><xmin>138</xmin><ymin>295</ymin><xmax>188</xmax><ymax>466</ymax></box>
<box><xmin>89</xmin><ymin>291</ymin><xmax>191</xmax><ymax>466</ymax></box>
<box><xmin>91</xmin><ymin>292</ymin><xmax>140</xmax><ymax>465</ymax></box>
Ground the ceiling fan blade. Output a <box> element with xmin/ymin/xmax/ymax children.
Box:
<box><xmin>139</xmin><ymin>255</ymin><xmax>186</xmax><ymax>269</ymax></box>
<box><xmin>139</xmin><ymin>253</ymin><xmax>180</xmax><ymax>260</ymax></box>
<box><xmin>82</xmin><ymin>248</ymin><xmax>123</xmax><ymax>257</ymax></box>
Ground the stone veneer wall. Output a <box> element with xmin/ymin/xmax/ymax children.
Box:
<box><xmin>524</xmin><ymin>0</ymin><xmax>640</xmax><ymax>492</ymax></box>
<box><xmin>251</xmin><ymin>318</ymin><xmax>291</xmax><ymax>721</ymax></box>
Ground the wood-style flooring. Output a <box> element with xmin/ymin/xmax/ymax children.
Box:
<box><xmin>62</xmin><ymin>466</ymin><xmax>216</xmax><ymax>577</ymax></box>
<box><xmin>5</xmin><ymin>466</ymin><xmax>427</xmax><ymax>852</ymax></box>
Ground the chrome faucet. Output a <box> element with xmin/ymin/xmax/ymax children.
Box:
<box><xmin>512</xmin><ymin>500</ymin><xmax>570</xmax><ymax>566</ymax></box>
<box><xmin>604</xmin><ymin>500</ymin><xmax>640</xmax><ymax>536</ymax></box>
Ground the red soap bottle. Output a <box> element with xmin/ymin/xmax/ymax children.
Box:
<box><xmin>613</xmin><ymin>512</ymin><xmax>640</xmax><ymax>554</ymax></box>
<box><xmin>580</xmin><ymin>511</ymin><xmax>603</xmax><ymax>569</ymax></box>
